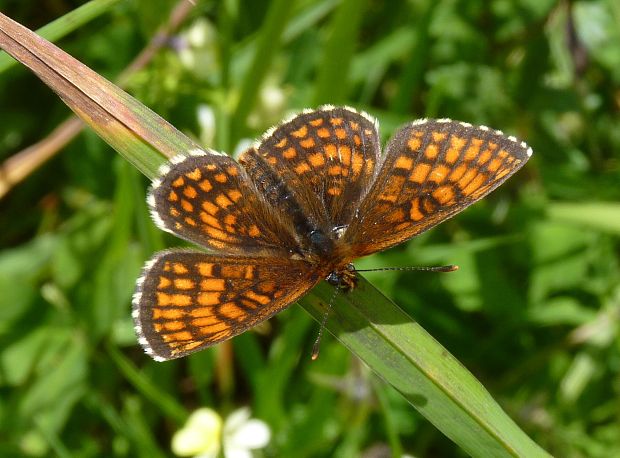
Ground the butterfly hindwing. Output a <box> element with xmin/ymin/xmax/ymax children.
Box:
<box><xmin>133</xmin><ymin>250</ymin><xmax>321</xmax><ymax>360</ymax></box>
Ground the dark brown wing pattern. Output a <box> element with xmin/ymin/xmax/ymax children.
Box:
<box><xmin>133</xmin><ymin>250</ymin><xmax>321</xmax><ymax>360</ymax></box>
<box><xmin>345</xmin><ymin>119</ymin><xmax>533</xmax><ymax>257</ymax></box>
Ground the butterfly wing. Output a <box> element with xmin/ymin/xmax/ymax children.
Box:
<box><xmin>239</xmin><ymin>106</ymin><xmax>380</xmax><ymax>238</ymax></box>
<box><xmin>133</xmin><ymin>250</ymin><xmax>321</xmax><ymax>360</ymax></box>
<box><xmin>345</xmin><ymin>119</ymin><xmax>533</xmax><ymax>257</ymax></box>
<box><xmin>149</xmin><ymin>150</ymin><xmax>300</xmax><ymax>256</ymax></box>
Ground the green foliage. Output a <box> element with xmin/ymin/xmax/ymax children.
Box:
<box><xmin>1</xmin><ymin>0</ymin><xmax>620</xmax><ymax>456</ymax></box>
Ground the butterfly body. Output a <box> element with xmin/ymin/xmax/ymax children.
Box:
<box><xmin>240</xmin><ymin>146</ymin><xmax>359</xmax><ymax>291</ymax></box>
<box><xmin>133</xmin><ymin>106</ymin><xmax>532</xmax><ymax>361</ymax></box>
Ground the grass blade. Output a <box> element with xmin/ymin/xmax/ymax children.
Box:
<box><xmin>548</xmin><ymin>202</ymin><xmax>620</xmax><ymax>234</ymax></box>
<box><xmin>230</xmin><ymin>0</ymin><xmax>297</xmax><ymax>139</ymax></box>
<box><xmin>0</xmin><ymin>12</ymin><xmax>201</xmax><ymax>179</ymax></box>
<box><xmin>312</xmin><ymin>0</ymin><xmax>368</xmax><ymax>105</ymax></box>
<box><xmin>301</xmin><ymin>278</ymin><xmax>551</xmax><ymax>457</ymax></box>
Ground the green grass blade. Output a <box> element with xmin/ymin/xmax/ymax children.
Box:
<box><xmin>230</xmin><ymin>0</ymin><xmax>297</xmax><ymax>139</ymax></box>
<box><xmin>301</xmin><ymin>278</ymin><xmax>551</xmax><ymax>458</ymax></box>
<box><xmin>282</xmin><ymin>0</ymin><xmax>337</xmax><ymax>43</ymax></box>
<box><xmin>389</xmin><ymin>1</ymin><xmax>437</xmax><ymax>114</ymax></box>
<box><xmin>0</xmin><ymin>0</ymin><xmax>123</xmax><ymax>73</ymax></box>
<box><xmin>0</xmin><ymin>12</ymin><xmax>200</xmax><ymax>179</ymax></box>
<box><xmin>107</xmin><ymin>344</ymin><xmax>187</xmax><ymax>424</ymax></box>
<box><xmin>312</xmin><ymin>0</ymin><xmax>368</xmax><ymax>105</ymax></box>
<box><xmin>548</xmin><ymin>202</ymin><xmax>620</xmax><ymax>234</ymax></box>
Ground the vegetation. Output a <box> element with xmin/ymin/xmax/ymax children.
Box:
<box><xmin>1</xmin><ymin>0</ymin><xmax>619</xmax><ymax>456</ymax></box>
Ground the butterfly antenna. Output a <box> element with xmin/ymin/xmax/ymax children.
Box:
<box><xmin>311</xmin><ymin>286</ymin><xmax>340</xmax><ymax>361</ymax></box>
<box><xmin>356</xmin><ymin>264</ymin><xmax>459</xmax><ymax>273</ymax></box>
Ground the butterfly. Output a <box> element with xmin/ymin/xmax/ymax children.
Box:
<box><xmin>132</xmin><ymin>106</ymin><xmax>532</xmax><ymax>361</ymax></box>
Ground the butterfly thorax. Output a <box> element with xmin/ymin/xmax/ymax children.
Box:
<box><xmin>304</xmin><ymin>227</ymin><xmax>358</xmax><ymax>291</ymax></box>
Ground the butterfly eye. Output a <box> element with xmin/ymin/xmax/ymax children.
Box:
<box><xmin>326</xmin><ymin>272</ymin><xmax>340</xmax><ymax>286</ymax></box>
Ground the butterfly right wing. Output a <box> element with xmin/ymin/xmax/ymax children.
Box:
<box><xmin>345</xmin><ymin>119</ymin><xmax>533</xmax><ymax>257</ymax></box>
<box><xmin>133</xmin><ymin>250</ymin><xmax>322</xmax><ymax>360</ymax></box>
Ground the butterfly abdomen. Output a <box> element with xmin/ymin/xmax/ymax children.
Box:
<box><xmin>240</xmin><ymin>147</ymin><xmax>330</xmax><ymax>255</ymax></box>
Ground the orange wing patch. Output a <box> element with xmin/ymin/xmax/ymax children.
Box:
<box><xmin>133</xmin><ymin>251</ymin><xmax>322</xmax><ymax>360</ymax></box>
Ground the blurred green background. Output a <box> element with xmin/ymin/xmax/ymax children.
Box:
<box><xmin>1</xmin><ymin>0</ymin><xmax>619</xmax><ymax>456</ymax></box>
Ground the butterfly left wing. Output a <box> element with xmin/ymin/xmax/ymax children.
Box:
<box><xmin>149</xmin><ymin>150</ymin><xmax>300</xmax><ymax>256</ymax></box>
<box><xmin>133</xmin><ymin>250</ymin><xmax>321</xmax><ymax>360</ymax></box>
<box><xmin>345</xmin><ymin>119</ymin><xmax>533</xmax><ymax>257</ymax></box>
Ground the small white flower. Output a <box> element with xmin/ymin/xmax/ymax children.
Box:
<box><xmin>171</xmin><ymin>407</ymin><xmax>271</xmax><ymax>458</ymax></box>
<box><xmin>177</xmin><ymin>18</ymin><xmax>219</xmax><ymax>80</ymax></box>
<box><xmin>171</xmin><ymin>408</ymin><xmax>222</xmax><ymax>458</ymax></box>
<box><xmin>232</xmin><ymin>138</ymin><xmax>253</xmax><ymax>158</ymax></box>
<box><xmin>223</xmin><ymin>407</ymin><xmax>271</xmax><ymax>458</ymax></box>
<box><xmin>185</xmin><ymin>19</ymin><xmax>212</xmax><ymax>48</ymax></box>
<box><xmin>260</xmin><ymin>84</ymin><xmax>286</xmax><ymax>116</ymax></box>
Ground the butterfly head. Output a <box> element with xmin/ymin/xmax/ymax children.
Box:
<box><xmin>326</xmin><ymin>263</ymin><xmax>358</xmax><ymax>291</ymax></box>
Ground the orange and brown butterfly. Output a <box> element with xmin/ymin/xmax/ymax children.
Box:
<box><xmin>132</xmin><ymin>105</ymin><xmax>533</xmax><ymax>361</ymax></box>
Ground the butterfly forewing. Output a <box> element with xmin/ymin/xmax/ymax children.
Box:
<box><xmin>240</xmin><ymin>106</ymin><xmax>380</xmax><ymax>234</ymax></box>
<box><xmin>133</xmin><ymin>250</ymin><xmax>322</xmax><ymax>360</ymax></box>
<box><xmin>149</xmin><ymin>151</ymin><xmax>299</xmax><ymax>256</ymax></box>
<box><xmin>346</xmin><ymin>119</ymin><xmax>533</xmax><ymax>257</ymax></box>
